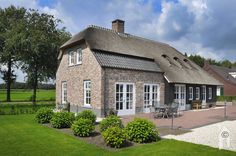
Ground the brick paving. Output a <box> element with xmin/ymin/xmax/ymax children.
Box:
<box><xmin>122</xmin><ymin>105</ymin><xmax>236</xmax><ymax>129</ymax></box>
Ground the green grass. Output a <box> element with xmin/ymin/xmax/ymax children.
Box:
<box><xmin>0</xmin><ymin>115</ymin><xmax>235</xmax><ymax>156</ymax></box>
<box><xmin>0</xmin><ymin>89</ymin><xmax>55</xmax><ymax>102</ymax></box>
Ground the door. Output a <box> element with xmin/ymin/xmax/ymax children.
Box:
<box><xmin>202</xmin><ymin>86</ymin><xmax>206</xmax><ymax>105</ymax></box>
<box><xmin>174</xmin><ymin>84</ymin><xmax>186</xmax><ymax>110</ymax></box>
<box><xmin>143</xmin><ymin>84</ymin><xmax>159</xmax><ymax>113</ymax></box>
<box><xmin>115</xmin><ymin>83</ymin><xmax>135</xmax><ymax>116</ymax></box>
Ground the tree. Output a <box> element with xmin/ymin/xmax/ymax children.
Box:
<box><xmin>0</xmin><ymin>6</ymin><xmax>26</xmax><ymax>101</ymax></box>
<box><xmin>20</xmin><ymin>9</ymin><xmax>71</xmax><ymax>104</ymax></box>
<box><xmin>188</xmin><ymin>54</ymin><xmax>205</xmax><ymax>67</ymax></box>
<box><xmin>232</xmin><ymin>62</ymin><xmax>236</xmax><ymax>68</ymax></box>
<box><xmin>220</xmin><ymin>60</ymin><xmax>232</xmax><ymax>68</ymax></box>
<box><xmin>0</xmin><ymin>69</ymin><xmax>16</xmax><ymax>86</ymax></box>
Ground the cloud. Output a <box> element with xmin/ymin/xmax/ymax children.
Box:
<box><xmin>142</xmin><ymin>0</ymin><xmax>236</xmax><ymax>61</ymax></box>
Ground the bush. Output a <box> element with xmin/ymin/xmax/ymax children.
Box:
<box><xmin>99</xmin><ymin>115</ymin><xmax>123</xmax><ymax>132</ymax></box>
<box><xmin>71</xmin><ymin>118</ymin><xmax>95</xmax><ymax>137</ymax></box>
<box><xmin>102</xmin><ymin>126</ymin><xmax>126</xmax><ymax>148</ymax></box>
<box><xmin>35</xmin><ymin>107</ymin><xmax>54</xmax><ymax>123</ymax></box>
<box><xmin>125</xmin><ymin>118</ymin><xmax>158</xmax><ymax>143</ymax></box>
<box><xmin>50</xmin><ymin>112</ymin><xmax>75</xmax><ymax>128</ymax></box>
<box><xmin>217</xmin><ymin>96</ymin><xmax>236</xmax><ymax>102</ymax></box>
<box><xmin>75</xmin><ymin>110</ymin><xmax>96</xmax><ymax>124</ymax></box>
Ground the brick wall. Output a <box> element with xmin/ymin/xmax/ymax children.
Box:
<box><xmin>56</xmin><ymin>44</ymin><xmax>104</xmax><ymax>116</ymax></box>
<box><xmin>103</xmin><ymin>68</ymin><xmax>165</xmax><ymax>114</ymax></box>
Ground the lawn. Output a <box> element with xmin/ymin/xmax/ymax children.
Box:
<box><xmin>0</xmin><ymin>115</ymin><xmax>235</xmax><ymax>156</ymax></box>
<box><xmin>0</xmin><ymin>89</ymin><xmax>55</xmax><ymax>102</ymax></box>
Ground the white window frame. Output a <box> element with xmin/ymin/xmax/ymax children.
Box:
<box><xmin>76</xmin><ymin>48</ymin><xmax>82</xmax><ymax>65</ymax></box>
<box><xmin>143</xmin><ymin>84</ymin><xmax>160</xmax><ymax>109</ymax></box>
<box><xmin>196</xmin><ymin>87</ymin><xmax>200</xmax><ymax>100</ymax></box>
<box><xmin>61</xmin><ymin>82</ymin><xmax>67</xmax><ymax>104</ymax></box>
<box><xmin>115</xmin><ymin>82</ymin><xmax>135</xmax><ymax>116</ymax></box>
<box><xmin>84</xmin><ymin>80</ymin><xmax>91</xmax><ymax>107</ymax></box>
<box><xmin>189</xmin><ymin>87</ymin><xmax>193</xmax><ymax>100</ymax></box>
<box><xmin>208</xmin><ymin>87</ymin><xmax>212</xmax><ymax>100</ymax></box>
<box><xmin>69</xmin><ymin>51</ymin><xmax>75</xmax><ymax>66</ymax></box>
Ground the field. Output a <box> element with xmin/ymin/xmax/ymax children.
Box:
<box><xmin>0</xmin><ymin>114</ymin><xmax>235</xmax><ymax>156</ymax></box>
<box><xmin>0</xmin><ymin>89</ymin><xmax>55</xmax><ymax>102</ymax></box>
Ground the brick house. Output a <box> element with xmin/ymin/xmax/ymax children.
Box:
<box><xmin>204</xmin><ymin>62</ymin><xmax>236</xmax><ymax>96</ymax></box>
<box><xmin>56</xmin><ymin>19</ymin><xmax>221</xmax><ymax>117</ymax></box>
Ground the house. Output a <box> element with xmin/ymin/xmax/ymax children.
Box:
<box><xmin>56</xmin><ymin>19</ymin><xmax>221</xmax><ymax>117</ymax></box>
<box><xmin>204</xmin><ymin>62</ymin><xmax>236</xmax><ymax>96</ymax></box>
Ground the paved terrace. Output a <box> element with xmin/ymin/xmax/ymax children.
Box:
<box><xmin>122</xmin><ymin>105</ymin><xmax>236</xmax><ymax>129</ymax></box>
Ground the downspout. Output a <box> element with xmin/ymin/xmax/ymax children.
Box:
<box><xmin>103</xmin><ymin>68</ymin><xmax>107</xmax><ymax>117</ymax></box>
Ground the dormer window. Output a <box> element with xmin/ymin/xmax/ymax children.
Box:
<box><xmin>77</xmin><ymin>48</ymin><xmax>82</xmax><ymax>64</ymax></box>
<box><xmin>162</xmin><ymin>54</ymin><xmax>172</xmax><ymax>66</ymax></box>
<box><xmin>69</xmin><ymin>51</ymin><xmax>75</xmax><ymax>66</ymax></box>
<box><xmin>173</xmin><ymin>57</ymin><xmax>182</xmax><ymax>67</ymax></box>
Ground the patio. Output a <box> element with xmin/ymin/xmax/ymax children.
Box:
<box><xmin>122</xmin><ymin>105</ymin><xmax>236</xmax><ymax>130</ymax></box>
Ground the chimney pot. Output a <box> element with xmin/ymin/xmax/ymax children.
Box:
<box><xmin>112</xmin><ymin>19</ymin><xmax>125</xmax><ymax>33</ymax></box>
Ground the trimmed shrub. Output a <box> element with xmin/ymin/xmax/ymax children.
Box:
<box><xmin>102</xmin><ymin>126</ymin><xmax>126</xmax><ymax>148</ymax></box>
<box><xmin>50</xmin><ymin>112</ymin><xmax>75</xmax><ymax>128</ymax></box>
<box><xmin>125</xmin><ymin>118</ymin><xmax>158</xmax><ymax>143</ymax></box>
<box><xmin>75</xmin><ymin>110</ymin><xmax>96</xmax><ymax>124</ymax></box>
<box><xmin>71</xmin><ymin>118</ymin><xmax>95</xmax><ymax>137</ymax></box>
<box><xmin>35</xmin><ymin>107</ymin><xmax>54</xmax><ymax>123</ymax></box>
<box><xmin>99</xmin><ymin>115</ymin><xmax>123</xmax><ymax>132</ymax></box>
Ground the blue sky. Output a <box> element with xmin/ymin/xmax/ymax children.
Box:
<box><xmin>0</xmin><ymin>0</ymin><xmax>236</xmax><ymax>82</ymax></box>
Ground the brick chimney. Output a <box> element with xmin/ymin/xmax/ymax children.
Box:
<box><xmin>112</xmin><ymin>19</ymin><xmax>125</xmax><ymax>33</ymax></box>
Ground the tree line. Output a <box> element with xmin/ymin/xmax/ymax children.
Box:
<box><xmin>0</xmin><ymin>6</ymin><xmax>71</xmax><ymax>103</ymax></box>
<box><xmin>186</xmin><ymin>53</ymin><xmax>236</xmax><ymax>68</ymax></box>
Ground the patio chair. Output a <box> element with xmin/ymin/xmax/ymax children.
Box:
<box><xmin>171</xmin><ymin>102</ymin><xmax>180</xmax><ymax>117</ymax></box>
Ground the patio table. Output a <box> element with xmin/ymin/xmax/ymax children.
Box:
<box><xmin>154</xmin><ymin>106</ymin><xmax>169</xmax><ymax>118</ymax></box>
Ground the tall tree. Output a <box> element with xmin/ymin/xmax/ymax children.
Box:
<box><xmin>20</xmin><ymin>9</ymin><xmax>71</xmax><ymax>104</ymax></box>
<box><xmin>0</xmin><ymin>6</ymin><xmax>26</xmax><ymax>101</ymax></box>
<box><xmin>188</xmin><ymin>54</ymin><xmax>205</xmax><ymax>67</ymax></box>
<box><xmin>220</xmin><ymin>60</ymin><xmax>232</xmax><ymax>68</ymax></box>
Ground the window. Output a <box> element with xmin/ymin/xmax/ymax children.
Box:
<box><xmin>196</xmin><ymin>87</ymin><xmax>200</xmax><ymax>100</ymax></box>
<box><xmin>84</xmin><ymin>80</ymin><xmax>91</xmax><ymax>106</ymax></box>
<box><xmin>208</xmin><ymin>87</ymin><xmax>212</xmax><ymax>99</ymax></box>
<box><xmin>202</xmin><ymin>86</ymin><xmax>206</xmax><ymax>101</ymax></box>
<box><xmin>189</xmin><ymin>87</ymin><xmax>193</xmax><ymax>100</ymax></box>
<box><xmin>173</xmin><ymin>57</ymin><xmax>183</xmax><ymax>68</ymax></box>
<box><xmin>76</xmin><ymin>48</ymin><xmax>82</xmax><ymax>64</ymax></box>
<box><xmin>162</xmin><ymin>54</ymin><xmax>172</xmax><ymax>66</ymax></box>
<box><xmin>69</xmin><ymin>51</ymin><xmax>75</xmax><ymax>66</ymax></box>
<box><xmin>61</xmin><ymin>82</ymin><xmax>67</xmax><ymax>104</ymax></box>
<box><xmin>174</xmin><ymin>86</ymin><xmax>179</xmax><ymax>99</ymax></box>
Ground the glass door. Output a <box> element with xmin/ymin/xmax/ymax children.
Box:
<box><xmin>143</xmin><ymin>84</ymin><xmax>159</xmax><ymax>113</ymax></box>
<box><xmin>202</xmin><ymin>86</ymin><xmax>206</xmax><ymax>105</ymax></box>
<box><xmin>116</xmin><ymin>83</ymin><xmax>135</xmax><ymax>115</ymax></box>
<box><xmin>174</xmin><ymin>84</ymin><xmax>186</xmax><ymax>110</ymax></box>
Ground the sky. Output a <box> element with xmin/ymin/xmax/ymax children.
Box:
<box><xmin>0</xmin><ymin>0</ymin><xmax>236</xmax><ymax>83</ymax></box>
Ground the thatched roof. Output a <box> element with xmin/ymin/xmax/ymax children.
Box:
<box><xmin>59</xmin><ymin>25</ymin><xmax>221</xmax><ymax>85</ymax></box>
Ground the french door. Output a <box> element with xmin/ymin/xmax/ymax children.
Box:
<box><xmin>202</xmin><ymin>86</ymin><xmax>206</xmax><ymax>105</ymax></box>
<box><xmin>174</xmin><ymin>84</ymin><xmax>186</xmax><ymax>110</ymax></box>
<box><xmin>115</xmin><ymin>83</ymin><xmax>135</xmax><ymax>116</ymax></box>
<box><xmin>143</xmin><ymin>84</ymin><xmax>159</xmax><ymax>113</ymax></box>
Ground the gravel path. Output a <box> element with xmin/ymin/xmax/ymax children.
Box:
<box><xmin>163</xmin><ymin>120</ymin><xmax>236</xmax><ymax>151</ymax></box>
